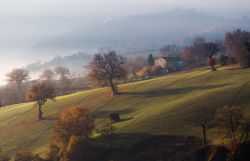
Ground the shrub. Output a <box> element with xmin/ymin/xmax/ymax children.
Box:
<box><xmin>109</xmin><ymin>113</ymin><xmax>120</xmax><ymax>123</ymax></box>
<box><xmin>0</xmin><ymin>149</ymin><xmax>10</xmax><ymax>161</ymax></box>
<box><xmin>46</xmin><ymin>142</ymin><xmax>60</xmax><ymax>161</ymax></box>
<box><xmin>14</xmin><ymin>150</ymin><xmax>43</xmax><ymax>161</ymax></box>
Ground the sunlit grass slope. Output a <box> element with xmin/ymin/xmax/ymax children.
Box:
<box><xmin>0</xmin><ymin>67</ymin><xmax>250</xmax><ymax>156</ymax></box>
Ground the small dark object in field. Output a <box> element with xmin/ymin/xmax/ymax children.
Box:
<box><xmin>109</xmin><ymin>113</ymin><xmax>120</xmax><ymax>122</ymax></box>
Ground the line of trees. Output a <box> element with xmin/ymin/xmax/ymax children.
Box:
<box><xmin>0</xmin><ymin>29</ymin><xmax>249</xmax><ymax>106</ymax></box>
<box><xmin>184</xmin><ymin>29</ymin><xmax>250</xmax><ymax>69</ymax></box>
<box><xmin>0</xmin><ymin>66</ymin><xmax>92</xmax><ymax>107</ymax></box>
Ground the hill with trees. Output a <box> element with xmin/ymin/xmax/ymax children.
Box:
<box><xmin>0</xmin><ymin>66</ymin><xmax>250</xmax><ymax>160</ymax></box>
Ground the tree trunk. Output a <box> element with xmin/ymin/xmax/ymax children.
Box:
<box><xmin>38</xmin><ymin>104</ymin><xmax>43</xmax><ymax>121</ymax></box>
<box><xmin>108</xmin><ymin>79</ymin><xmax>117</xmax><ymax>95</ymax></box>
<box><xmin>17</xmin><ymin>82</ymin><xmax>24</xmax><ymax>103</ymax></box>
<box><xmin>202</xmin><ymin>126</ymin><xmax>207</xmax><ymax>145</ymax></box>
<box><xmin>208</xmin><ymin>56</ymin><xmax>215</xmax><ymax>71</ymax></box>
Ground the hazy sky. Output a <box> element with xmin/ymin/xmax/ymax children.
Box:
<box><xmin>0</xmin><ymin>0</ymin><xmax>249</xmax><ymax>17</ymax></box>
<box><xmin>0</xmin><ymin>0</ymin><xmax>249</xmax><ymax>84</ymax></box>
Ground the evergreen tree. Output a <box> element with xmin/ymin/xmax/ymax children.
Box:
<box><xmin>147</xmin><ymin>54</ymin><xmax>155</xmax><ymax>66</ymax></box>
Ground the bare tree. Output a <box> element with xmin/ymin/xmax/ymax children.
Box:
<box><xmin>123</xmin><ymin>56</ymin><xmax>147</xmax><ymax>77</ymax></box>
<box><xmin>225</xmin><ymin>29</ymin><xmax>250</xmax><ymax>67</ymax></box>
<box><xmin>147</xmin><ymin>54</ymin><xmax>155</xmax><ymax>67</ymax></box>
<box><xmin>183</xmin><ymin>46</ymin><xmax>197</xmax><ymax>69</ymax></box>
<box><xmin>54</xmin><ymin>67</ymin><xmax>70</xmax><ymax>80</ymax></box>
<box><xmin>216</xmin><ymin>106</ymin><xmax>250</xmax><ymax>152</ymax></box>
<box><xmin>27</xmin><ymin>82</ymin><xmax>56</xmax><ymax>120</ymax></box>
<box><xmin>160</xmin><ymin>44</ymin><xmax>177</xmax><ymax>56</ymax></box>
<box><xmin>88</xmin><ymin>50</ymin><xmax>127</xmax><ymax>95</ymax></box>
<box><xmin>40</xmin><ymin>69</ymin><xmax>55</xmax><ymax>81</ymax></box>
<box><xmin>188</xmin><ymin>106</ymin><xmax>213</xmax><ymax>145</ymax></box>
<box><xmin>54</xmin><ymin>67</ymin><xmax>71</xmax><ymax>94</ymax></box>
<box><xmin>204</xmin><ymin>42</ymin><xmax>219</xmax><ymax>71</ymax></box>
<box><xmin>6</xmin><ymin>68</ymin><xmax>29</xmax><ymax>102</ymax></box>
<box><xmin>193</xmin><ymin>37</ymin><xmax>206</xmax><ymax>64</ymax></box>
<box><xmin>182</xmin><ymin>37</ymin><xmax>207</xmax><ymax>68</ymax></box>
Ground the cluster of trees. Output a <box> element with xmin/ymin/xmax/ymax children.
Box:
<box><xmin>0</xmin><ymin>66</ymin><xmax>91</xmax><ymax>107</ymax></box>
<box><xmin>183</xmin><ymin>38</ymin><xmax>221</xmax><ymax>70</ymax></box>
<box><xmin>160</xmin><ymin>44</ymin><xmax>180</xmax><ymax>57</ymax></box>
<box><xmin>225</xmin><ymin>29</ymin><xmax>250</xmax><ymax>68</ymax></box>
<box><xmin>87</xmin><ymin>29</ymin><xmax>250</xmax><ymax>96</ymax></box>
<box><xmin>1</xmin><ymin>29</ymin><xmax>249</xmax><ymax>106</ymax></box>
<box><xmin>189</xmin><ymin>105</ymin><xmax>250</xmax><ymax>160</ymax></box>
<box><xmin>88</xmin><ymin>50</ymin><xmax>167</xmax><ymax>95</ymax></box>
<box><xmin>183</xmin><ymin>29</ymin><xmax>250</xmax><ymax>70</ymax></box>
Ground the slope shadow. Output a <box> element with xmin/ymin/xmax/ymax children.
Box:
<box><xmin>87</xmin><ymin>133</ymin><xmax>204</xmax><ymax>161</ymax></box>
<box><xmin>118</xmin><ymin>84</ymin><xmax>229</xmax><ymax>98</ymax></box>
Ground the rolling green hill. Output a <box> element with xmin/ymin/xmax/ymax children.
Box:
<box><xmin>1</xmin><ymin>67</ymin><xmax>250</xmax><ymax>157</ymax></box>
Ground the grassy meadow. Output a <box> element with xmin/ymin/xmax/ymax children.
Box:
<box><xmin>1</xmin><ymin>66</ymin><xmax>250</xmax><ymax>156</ymax></box>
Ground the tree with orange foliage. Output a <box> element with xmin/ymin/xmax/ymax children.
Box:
<box><xmin>51</xmin><ymin>105</ymin><xmax>94</xmax><ymax>161</ymax></box>
<box><xmin>27</xmin><ymin>82</ymin><xmax>55</xmax><ymax>120</ymax></box>
<box><xmin>54</xmin><ymin>106</ymin><xmax>94</xmax><ymax>145</ymax></box>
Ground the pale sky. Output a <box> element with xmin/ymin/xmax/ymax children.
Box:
<box><xmin>0</xmin><ymin>0</ymin><xmax>249</xmax><ymax>84</ymax></box>
<box><xmin>0</xmin><ymin>0</ymin><xmax>249</xmax><ymax>16</ymax></box>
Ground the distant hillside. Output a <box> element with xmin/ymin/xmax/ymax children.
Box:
<box><xmin>32</xmin><ymin>9</ymin><xmax>250</xmax><ymax>50</ymax></box>
<box><xmin>26</xmin><ymin>52</ymin><xmax>93</xmax><ymax>76</ymax></box>
<box><xmin>26</xmin><ymin>50</ymin><xmax>162</xmax><ymax>77</ymax></box>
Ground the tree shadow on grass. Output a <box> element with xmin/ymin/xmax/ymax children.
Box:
<box><xmin>118</xmin><ymin>84</ymin><xmax>230</xmax><ymax>98</ymax></box>
<box><xmin>92</xmin><ymin>108</ymin><xmax>136</xmax><ymax>119</ymax></box>
<box><xmin>119</xmin><ymin>117</ymin><xmax>133</xmax><ymax>122</ymax></box>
